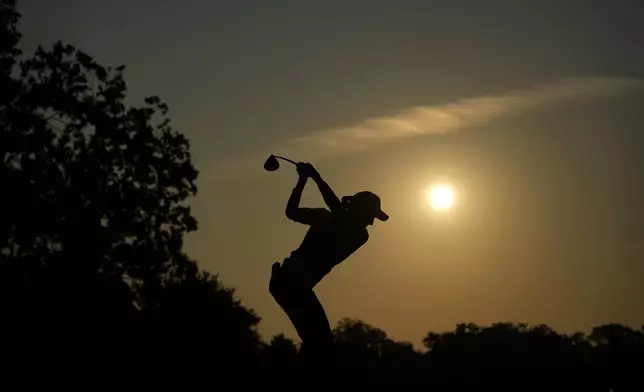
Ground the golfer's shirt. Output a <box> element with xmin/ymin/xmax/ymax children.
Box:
<box><xmin>283</xmin><ymin>209</ymin><xmax>369</xmax><ymax>288</ymax></box>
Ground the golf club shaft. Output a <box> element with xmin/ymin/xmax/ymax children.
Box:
<box><xmin>274</xmin><ymin>155</ymin><xmax>298</xmax><ymax>165</ymax></box>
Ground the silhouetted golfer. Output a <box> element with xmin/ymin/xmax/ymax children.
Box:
<box><xmin>269</xmin><ymin>162</ymin><xmax>389</xmax><ymax>364</ymax></box>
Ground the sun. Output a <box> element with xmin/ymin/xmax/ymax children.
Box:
<box><xmin>427</xmin><ymin>184</ymin><xmax>455</xmax><ymax>212</ymax></box>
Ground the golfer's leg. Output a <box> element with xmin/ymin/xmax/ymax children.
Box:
<box><xmin>299</xmin><ymin>290</ymin><xmax>334</xmax><ymax>364</ymax></box>
<box><xmin>308</xmin><ymin>291</ymin><xmax>334</xmax><ymax>345</ymax></box>
<box><xmin>270</xmin><ymin>263</ymin><xmax>300</xmax><ymax>332</ymax></box>
<box><xmin>269</xmin><ymin>265</ymin><xmax>317</xmax><ymax>345</ymax></box>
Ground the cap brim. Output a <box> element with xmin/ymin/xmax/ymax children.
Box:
<box><xmin>375</xmin><ymin>210</ymin><xmax>389</xmax><ymax>221</ymax></box>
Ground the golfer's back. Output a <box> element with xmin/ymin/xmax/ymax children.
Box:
<box><xmin>283</xmin><ymin>210</ymin><xmax>368</xmax><ymax>288</ymax></box>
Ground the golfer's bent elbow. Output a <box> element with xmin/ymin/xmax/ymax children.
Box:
<box><xmin>285</xmin><ymin>206</ymin><xmax>306</xmax><ymax>222</ymax></box>
<box><xmin>285</xmin><ymin>208</ymin><xmax>297</xmax><ymax>221</ymax></box>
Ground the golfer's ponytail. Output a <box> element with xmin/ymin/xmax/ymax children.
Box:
<box><xmin>341</xmin><ymin>195</ymin><xmax>353</xmax><ymax>211</ymax></box>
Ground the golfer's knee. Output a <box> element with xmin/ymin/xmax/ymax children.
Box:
<box><xmin>268</xmin><ymin>263</ymin><xmax>282</xmax><ymax>296</ymax></box>
<box><xmin>268</xmin><ymin>279</ymin><xmax>277</xmax><ymax>296</ymax></box>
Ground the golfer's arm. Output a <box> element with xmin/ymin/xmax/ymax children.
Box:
<box><xmin>285</xmin><ymin>177</ymin><xmax>307</xmax><ymax>218</ymax></box>
<box><xmin>312</xmin><ymin>175</ymin><xmax>343</xmax><ymax>213</ymax></box>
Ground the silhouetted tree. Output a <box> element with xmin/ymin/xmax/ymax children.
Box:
<box><xmin>261</xmin><ymin>333</ymin><xmax>299</xmax><ymax>368</ymax></box>
<box><xmin>424</xmin><ymin>322</ymin><xmax>575</xmax><ymax>368</ymax></box>
<box><xmin>0</xmin><ymin>5</ymin><xmax>267</xmax><ymax>373</ymax></box>
<box><xmin>333</xmin><ymin>318</ymin><xmax>391</xmax><ymax>367</ymax></box>
<box><xmin>585</xmin><ymin>323</ymin><xmax>644</xmax><ymax>389</ymax></box>
<box><xmin>144</xmin><ymin>269</ymin><xmax>262</xmax><ymax>358</ymax></box>
<box><xmin>1</xmin><ymin>0</ymin><xmax>198</xmax><ymax>323</ymax></box>
<box><xmin>0</xmin><ymin>0</ymin><xmax>20</xmax><ymax>73</ymax></box>
<box><xmin>333</xmin><ymin>318</ymin><xmax>422</xmax><ymax>372</ymax></box>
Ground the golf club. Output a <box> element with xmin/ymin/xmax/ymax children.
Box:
<box><xmin>264</xmin><ymin>154</ymin><xmax>298</xmax><ymax>171</ymax></box>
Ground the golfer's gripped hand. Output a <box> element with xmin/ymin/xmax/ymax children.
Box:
<box><xmin>296</xmin><ymin>162</ymin><xmax>320</xmax><ymax>179</ymax></box>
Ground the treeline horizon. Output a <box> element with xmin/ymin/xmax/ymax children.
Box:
<box><xmin>1</xmin><ymin>0</ymin><xmax>642</xmax><ymax>388</ymax></box>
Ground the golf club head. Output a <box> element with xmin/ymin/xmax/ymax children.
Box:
<box><xmin>264</xmin><ymin>155</ymin><xmax>280</xmax><ymax>171</ymax></box>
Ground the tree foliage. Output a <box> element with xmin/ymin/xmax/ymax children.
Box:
<box><xmin>2</xmin><ymin>0</ymin><xmax>198</xmax><ymax>308</ymax></box>
<box><xmin>1</xmin><ymin>1</ymin><xmax>261</xmax><ymax>364</ymax></box>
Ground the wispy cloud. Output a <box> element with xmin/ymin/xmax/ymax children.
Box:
<box><xmin>217</xmin><ymin>77</ymin><xmax>644</xmax><ymax>174</ymax></box>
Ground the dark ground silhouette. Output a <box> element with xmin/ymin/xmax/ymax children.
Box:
<box><xmin>1</xmin><ymin>1</ymin><xmax>643</xmax><ymax>389</ymax></box>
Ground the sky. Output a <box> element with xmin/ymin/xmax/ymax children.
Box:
<box><xmin>17</xmin><ymin>0</ymin><xmax>644</xmax><ymax>346</ymax></box>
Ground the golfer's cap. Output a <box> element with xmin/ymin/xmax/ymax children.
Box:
<box><xmin>352</xmin><ymin>191</ymin><xmax>389</xmax><ymax>221</ymax></box>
